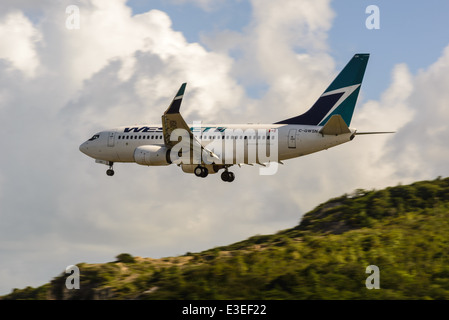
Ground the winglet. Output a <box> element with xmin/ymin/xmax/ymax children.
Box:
<box><xmin>164</xmin><ymin>83</ymin><xmax>187</xmax><ymax>115</ymax></box>
<box><xmin>162</xmin><ymin>83</ymin><xmax>190</xmax><ymax>147</ymax></box>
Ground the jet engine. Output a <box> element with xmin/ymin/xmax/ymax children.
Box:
<box><xmin>134</xmin><ymin>146</ymin><xmax>171</xmax><ymax>166</ymax></box>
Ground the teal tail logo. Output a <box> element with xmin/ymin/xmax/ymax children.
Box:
<box><xmin>275</xmin><ymin>54</ymin><xmax>370</xmax><ymax>127</ymax></box>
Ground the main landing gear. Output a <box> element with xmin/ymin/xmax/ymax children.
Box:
<box><xmin>221</xmin><ymin>170</ymin><xmax>235</xmax><ymax>182</ymax></box>
<box><xmin>106</xmin><ymin>162</ymin><xmax>115</xmax><ymax>176</ymax></box>
<box><xmin>194</xmin><ymin>165</ymin><xmax>208</xmax><ymax>178</ymax></box>
<box><xmin>193</xmin><ymin>165</ymin><xmax>235</xmax><ymax>182</ymax></box>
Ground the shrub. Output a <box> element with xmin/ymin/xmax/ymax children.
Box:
<box><xmin>116</xmin><ymin>253</ymin><xmax>136</xmax><ymax>263</ymax></box>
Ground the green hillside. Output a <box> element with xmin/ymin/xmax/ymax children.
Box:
<box><xmin>3</xmin><ymin>177</ymin><xmax>449</xmax><ymax>300</ymax></box>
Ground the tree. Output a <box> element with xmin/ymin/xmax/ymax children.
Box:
<box><xmin>116</xmin><ymin>253</ymin><xmax>136</xmax><ymax>263</ymax></box>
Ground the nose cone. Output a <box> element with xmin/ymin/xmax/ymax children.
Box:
<box><xmin>79</xmin><ymin>142</ymin><xmax>89</xmax><ymax>155</ymax></box>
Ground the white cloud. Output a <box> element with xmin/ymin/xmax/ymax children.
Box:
<box><xmin>385</xmin><ymin>45</ymin><xmax>449</xmax><ymax>179</ymax></box>
<box><xmin>203</xmin><ymin>0</ymin><xmax>335</xmax><ymax>123</ymax></box>
<box><xmin>0</xmin><ymin>0</ymin><xmax>248</xmax><ymax>294</ymax></box>
<box><xmin>0</xmin><ymin>11</ymin><xmax>42</xmax><ymax>77</ymax></box>
<box><xmin>355</xmin><ymin>63</ymin><xmax>414</xmax><ymax>132</ymax></box>
<box><xmin>0</xmin><ymin>0</ymin><xmax>448</xmax><ymax>296</ymax></box>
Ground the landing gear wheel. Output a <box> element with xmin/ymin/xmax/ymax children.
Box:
<box><xmin>221</xmin><ymin>171</ymin><xmax>229</xmax><ymax>182</ymax></box>
<box><xmin>194</xmin><ymin>166</ymin><xmax>203</xmax><ymax>177</ymax></box>
<box><xmin>221</xmin><ymin>171</ymin><xmax>235</xmax><ymax>182</ymax></box>
<box><xmin>194</xmin><ymin>166</ymin><xmax>208</xmax><ymax>178</ymax></box>
<box><xmin>106</xmin><ymin>162</ymin><xmax>114</xmax><ymax>176</ymax></box>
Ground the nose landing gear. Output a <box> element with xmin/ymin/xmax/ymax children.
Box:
<box><xmin>106</xmin><ymin>162</ymin><xmax>114</xmax><ymax>176</ymax></box>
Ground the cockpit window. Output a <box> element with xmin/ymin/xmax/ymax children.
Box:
<box><xmin>88</xmin><ymin>134</ymin><xmax>100</xmax><ymax>141</ymax></box>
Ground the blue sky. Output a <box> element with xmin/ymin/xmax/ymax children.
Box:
<box><xmin>329</xmin><ymin>0</ymin><xmax>449</xmax><ymax>100</ymax></box>
<box><xmin>1</xmin><ymin>0</ymin><xmax>449</xmax><ymax>295</ymax></box>
<box><xmin>127</xmin><ymin>0</ymin><xmax>252</xmax><ymax>42</ymax></box>
<box><xmin>127</xmin><ymin>0</ymin><xmax>449</xmax><ymax>101</ymax></box>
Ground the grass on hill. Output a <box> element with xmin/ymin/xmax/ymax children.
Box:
<box><xmin>3</xmin><ymin>177</ymin><xmax>449</xmax><ymax>300</ymax></box>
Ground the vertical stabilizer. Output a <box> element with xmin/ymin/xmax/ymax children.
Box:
<box><xmin>275</xmin><ymin>54</ymin><xmax>369</xmax><ymax>126</ymax></box>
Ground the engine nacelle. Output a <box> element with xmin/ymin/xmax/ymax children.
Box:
<box><xmin>134</xmin><ymin>146</ymin><xmax>171</xmax><ymax>166</ymax></box>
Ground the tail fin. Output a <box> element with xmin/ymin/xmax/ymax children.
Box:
<box><xmin>275</xmin><ymin>53</ymin><xmax>369</xmax><ymax>127</ymax></box>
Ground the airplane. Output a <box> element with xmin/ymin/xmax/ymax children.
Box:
<box><xmin>79</xmin><ymin>53</ymin><xmax>393</xmax><ymax>182</ymax></box>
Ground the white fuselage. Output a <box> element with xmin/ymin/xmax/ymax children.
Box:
<box><xmin>79</xmin><ymin>123</ymin><xmax>356</xmax><ymax>168</ymax></box>
<box><xmin>79</xmin><ymin>54</ymin><xmax>374</xmax><ymax>181</ymax></box>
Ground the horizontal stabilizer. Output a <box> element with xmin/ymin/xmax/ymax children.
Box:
<box><xmin>319</xmin><ymin>114</ymin><xmax>351</xmax><ymax>135</ymax></box>
<box><xmin>355</xmin><ymin>131</ymin><xmax>395</xmax><ymax>135</ymax></box>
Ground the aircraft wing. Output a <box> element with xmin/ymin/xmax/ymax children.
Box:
<box><xmin>162</xmin><ymin>83</ymin><xmax>190</xmax><ymax>147</ymax></box>
<box><xmin>162</xmin><ymin>83</ymin><xmax>219</xmax><ymax>161</ymax></box>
